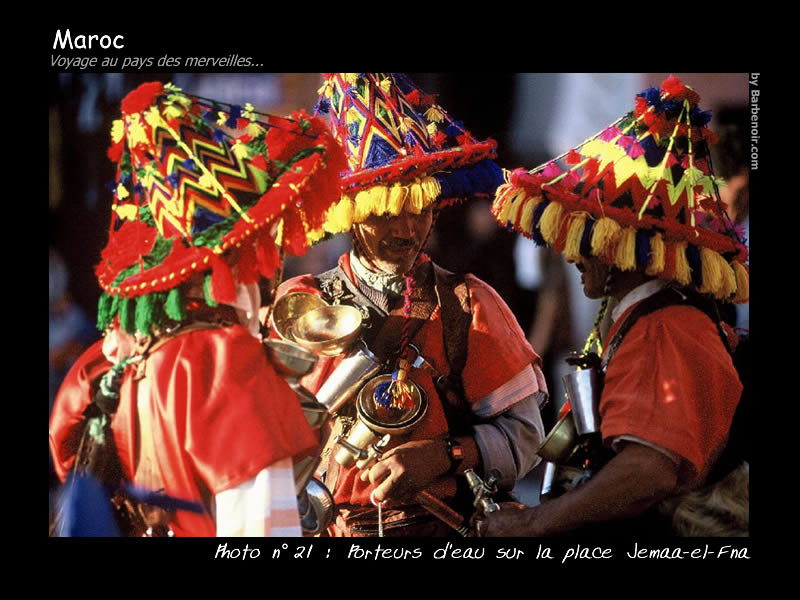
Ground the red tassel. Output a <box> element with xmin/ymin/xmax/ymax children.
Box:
<box><xmin>405</xmin><ymin>89</ymin><xmax>421</xmax><ymax>106</ymax></box>
<box><xmin>121</xmin><ymin>82</ymin><xmax>164</xmax><ymax>116</ymax></box>
<box><xmin>566</xmin><ymin>149</ymin><xmax>582</xmax><ymax>165</ymax></box>
<box><xmin>236</xmin><ymin>240</ymin><xmax>260</xmax><ymax>285</ymax></box>
<box><xmin>255</xmin><ymin>233</ymin><xmax>280</xmax><ymax>278</ymax></box>
<box><xmin>209</xmin><ymin>254</ymin><xmax>236</xmax><ymax>304</ymax></box>
<box><xmin>107</xmin><ymin>140</ymin><xmax>124</xmax><ymax>163</ymax></box>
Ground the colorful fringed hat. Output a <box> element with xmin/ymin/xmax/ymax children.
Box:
<box><xmin>492</xmin><ymin>75</ymin><xmax>749</xmax><ymax>305</ymax></box>
<box><xmin>310</xmin><ymin>73</ymin><xmax>504</xmax><ymax>239</ymax></box>
<box><xmin>96</xmin><ymin>81</ymin><xmax>347</xmax><ymax>335</ymax></box>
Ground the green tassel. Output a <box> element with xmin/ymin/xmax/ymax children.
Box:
<box><xmin>203</xmin><ymin>274</ymin><xmax>218</xmax><ymax>307</ymax></box>
<box><xmin>96</xmin><ymin>293</ymin><xmax>114</xmax><ymax>331</ymax></box>
<box><xmin>119</xmin><ymin>297</ymin><xmax>135</xmax><ymax>333</ymax></box>
<box><xmin>165</xmin><ymin>287</ymin><xmax>186</xmax><ymax>322</ymax></box>
<box><xmin>134</xmin><ymin>293</ymin><xmax>157</xmax><ymax>334</ymax></box>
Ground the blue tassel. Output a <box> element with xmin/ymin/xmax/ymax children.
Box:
<box><xmin>635</xmin><ymin>229</ymin><xmax>652</xmax><ymax>270</ymax></box>
<box><xmin>640</xmin><ymin>135</ymin><xmax>666</xmax><ymax>168</ymax></box>
<box><xmin>166</xmin><ymin>172</ymin><xmax>180</xmax><ymax>188</ymax></box>
<box><xmin>213</xmin><ymin>129</ymin><xmax>225</xmax><ymax>143</ymax></box>
<box><xmin>203</xmin><ymin>109</ymin><xmax>215</xmax><ymax>123</ymax></box>
<box><xmin>580</xmin><ymin>218</ymin><xmax>596</xmax><ymax>256</ymax></box>
<box><xmin>122</xmin><ymin>483</ymin><xmax>204</xmax><ymax>514</ymax></box>
<box><xmin>531</xmin><ymin>199</ymin><xmax>550</xmax><ymax>246</ymax></box>
<box><xmin>690</xmin><ymin>106</ymin><xmax>712</xmax><ymax>127</ymax></box>
<box><xmin>55</xmin><ymin>474</ymin><xmax>121</xmax><ymax>537</ymax></box>
<box><xmin>181</xmin><ymin>158</ymin><xmax>195</xmax><ymax>170</ymax></box>
<box><xmin>314</xmin><ymin>98</ymin><xmax>330</xmax><ymax>115</ymax></box>
<box><xmin>131</xmin><ymin>183</ymin><xmax>144</xmax><ymax>196</ymax></box>
<box><xmin>445</xmin><ymin>121</ymin><xmax>464</xmax><ymax>137</ymax></box>
<box><xmin>662</xmin><ymin>99</ymin><xmax>682</xmax><ymax>118</ymax></box>
<box><xmin>637</xmin><ymin>87</ymin><xmax>663</xmax><ymax>112</ymax></box>
<box><xmin>687</xmin><ymin>244</ymin><xmax>703</xmax><ymax>287</ymax></box>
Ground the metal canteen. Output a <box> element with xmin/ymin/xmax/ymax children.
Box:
<box><xmin>536</xmin><ymin>410</ymin><xmax>580</xmax><ymax>465</ymax></box>
<box><xmin>562</xmin><ymin>367</ymin><xmax>602</xmax><ymax>436</ymax></box>
<box><xmin>334</xmin><ymin>374</ymin><xmax>428</xmax><ymax>468</ymax></box>
<box><xmin>297</xmin><ymin>477</ymin><xmax>335</xmax><ymax>536</ymax></box>
<box><xmin>270</xmin><ymin>292</ymin><xmax>329</xmax><ymax>344</ymax></box>
<box><xmin>315</xmin><ymin>340</ymin><xmax>382</xmax><ymax>414</ymax></box>
<box><xmin>293</xmin><ymin>304</ymin><xmax>363</xmax><ymax>357</ymax></box>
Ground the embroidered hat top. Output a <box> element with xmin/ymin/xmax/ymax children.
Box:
<box><xmin>492</xmin><ymin>75</ymin><xmax>749</xmax><ymax>304</ymax></box>
<box><xmin>96</xmin><ymin>81</ymin><xmax>347</xmax><ymax>335</ymax></box>
<box><xmin>311</xmin><ymin>73</ymin><xmax>504</xmax><ymax>239</ymax></box>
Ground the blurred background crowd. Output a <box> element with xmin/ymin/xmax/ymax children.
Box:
<box><xmin>49</xmin><ymin>72</ymin><xmax>750</xmax><ymax>508</ymax></box>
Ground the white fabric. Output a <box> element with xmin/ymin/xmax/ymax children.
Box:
<box><xmin>215</xmin><ymin>457</ymin><xmax>302</xmax><ymax>537</ymax></box>
<box><xmin>228</xmin><ymin>282</ymin><xmax>262</xmax><ymax>338</ymax></box>
<box><xmin>610</xmin><ymin>279</ymin><xmax>669</xmax><ymax>324</ymax></box>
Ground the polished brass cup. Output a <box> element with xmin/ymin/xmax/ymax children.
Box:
<box><xmin>294</xmin><ymin>305</ymin><xmax>363</xmax><ymax>357</ymax></box>
<box><xmin>270</xmin><ymin>292</ymin><xmax>329</xmax><ymax>343</ymax></box>
<box><xmin>536</xmin><ymin>410</ymin><xmax>580</xmax><ymax>465</ymax></box>
<box><xmin>334</xmin><ymin>374</ymin><xmax>428</xmax><ymax>468</ymax></box>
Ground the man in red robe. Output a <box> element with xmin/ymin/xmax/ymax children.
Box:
<box><xmin>49</xmin><ymin>81</ymin><xmax>346</xmax><ymax>536</ymax></box>
<box><xmin>273</xmin><ymin>73</ymin><xmax>548</xmax><ymax>536</ymax></box>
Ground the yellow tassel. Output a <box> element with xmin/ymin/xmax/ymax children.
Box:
<box><xmin>645</xmin><ymin>232</ymin><xmax>665</xmax><ymax>276</ymax></box>
<box><xmin>379</xmin><ymin>78</ymin><xmax>392</xmax><ymax>94</ymax></box>
<box><xmin>494</xmin><ymin>190</ymin><xmax>514</xmax><ymax>223</ymax></box>
<box><xmin>674</xmin><ymin>242</ymin><xmax>691</xmax><ymax>285</ymax></box>
<box><xmin>520</xmin><ymin>196</ymin><xmax>540</xmax><ymax>234</ymax></box>
<box><xmin>110</xmin><ymin>119</ymin><xmax>125</xmax><ymax>144</ymax></box>
<box><xmin>564</xmin><ymin>215</ymin><xmax>587</xmax><ymax>262</ymax></box>
<box><xmin>614</xmin><ymin>227</ymin><xmax>637</xmax><ymax>271</ymax></box>
<box><xmin>591</xmin><ymin>217</ymin><xmax>621</xmax><ymax>256</ymax></box>
<box><xmin>732</xmin><ymin>262</ymin><xmax>749</xmax><ymax>304</ymax></box>
<box><xmin>344</xmin><ymin>73</ymin><xmax>359</xmax><ymax>85</ymax></box>
<box><xmin>407</xmin><ymin>181</ymin><xmax>425</xmax><ymax>214</ymax></box>
<box><xmin>539</xmin><ymin>202</ymin><xmax>564</xmax><ymax>245</ymax></box>
<box><xmin>386</xmin><ymin>185</ymin><xmax>406</xmax><ymax>215</ymax></box>
<box><xmin>425</xmin><ymin>106</ymin><xmax>445</xmax><ymax>123</ymax></box>
<box><xmin>306</xmin><ymin>227</ymin><xmax>326</xmax><ymax>245</ymax></box>
<box><xmin>699</xmin><ymin>248</ymin><xmax>724</xmax><ymax>298</ymax></box>
<box><xmin>324</xmin><ymin>198</ymin><xmax>352</xmax><ymax>233</ymax></box>
<box><xmin>420</xmin><ymin>177</ymin><xmax>441</xmax><ymax>204</ymax></box>
<box><xmin>719</xmin><ymin>258</ymin><xmax>737</xmax><ymax>300</ymax></box>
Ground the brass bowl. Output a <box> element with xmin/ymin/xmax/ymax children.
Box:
<box><xmin>356</xmin><ymin>374</ymin><xmax>428</xmax><ymax>434</ymax></box>
<box><xmin>537</xmin><ymin>410</ymin><xmax>580</xmax><ymax>464</ymax></box>
<box><xmin>263</xmin><ymin>339</ymin><xmax>318</xmax><ymax>378</ymax></box>
<box><xmin>293</xmin><ymin>305</ymin><xmax>363</xmax><ymax>357</ymax></box>
<box><xmin>270</xmin><ymin>292</ymin><xmax>329</xmax><ymax>343</ymax></box>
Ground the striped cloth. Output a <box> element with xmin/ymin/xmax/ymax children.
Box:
<box><xmin>215</xmin><ymin>457</ymin><xmax>301</xmax><ymax>536</ymax></box>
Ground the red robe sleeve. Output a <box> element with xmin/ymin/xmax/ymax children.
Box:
<box><xmin>600</xmin><ymin>305</ymin><xmax>743</xmax><ymax>485</ymax></box>
<box><xmin>49</xmin><ymin>339</ymin><xmax>112</xmax><ymax>482</ymax></box>
<box><xmin>141</xmin><ymin>325</ymin><xmax>318</xmax><ymax>494</ymax></box>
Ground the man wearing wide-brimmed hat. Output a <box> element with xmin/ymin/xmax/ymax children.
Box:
<box><xmin>476</xmin><ymin>76</ymin><xmax>748</xmax><ymax>537</ymax></box>
<box><xmin>49</xmin><ymin>81</ymin><xmax>347</xmax><ymax>536</ymax></box>
<box><xmin>274</xmin><ymin>73</ymin><xmax>548</xmax><ymax>537</ymax></box>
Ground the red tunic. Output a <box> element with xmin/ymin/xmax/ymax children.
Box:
<box><xmin>600</xmin><ymin>304</ymin><xmax>743</xmax><ymax>486</ymax></box>
<box><xmin>277</xmin><ymin>254</ymin><xmax>539</xmax><ymax>506</ymax></box>
<box><xmin>49</xmin><ymin>325</ymin><xmax>317</xmax><ymax>536</ymax></box>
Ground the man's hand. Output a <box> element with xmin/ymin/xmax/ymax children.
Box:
<box><xmin>361</xmin><ymin>438</ymin><xmax>450</xmax><ymax>503</ymax></box>
<box><xmin>472</xmin><ymin>501</ymin><xmax>533</xmax><ymax>537</ymax></box>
